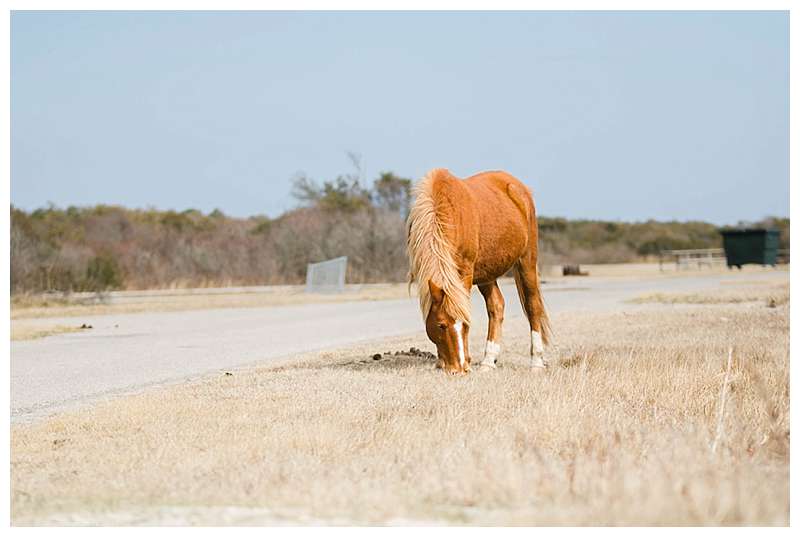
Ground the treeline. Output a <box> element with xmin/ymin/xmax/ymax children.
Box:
<box><xmin>539</xmin><ymin>217</ymin><xmax>789</xmax><ymax>265</ymax></box>
<box><xmin>11</xmin><ymin>170</ymin><xmax>414</xmax><ymax>294</ymax></box>
<box><xmin>9</xmin><ymin>169</ymin><xmax>789</xmax><ymax>294</ymax></box>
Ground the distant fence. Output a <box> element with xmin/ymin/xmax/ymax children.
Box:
<box><xmin>659</xmin><ymin>248</ymin><xmax>726</xmax><ymax>271</ymax></box>
<box><xmin>306</xmin><ymin>256</ymin><xmax>347</xmax><ymax>293</ymax></box>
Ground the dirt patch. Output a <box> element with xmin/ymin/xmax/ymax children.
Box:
<box><xmin>341</xmin><ymin>347</ymin><xmax>438</xmax><ymax>370</ymax></box>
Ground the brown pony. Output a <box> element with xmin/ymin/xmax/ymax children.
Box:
<box><xmin>407</xmin><ymin>168</ymin><xmax>551</xmax><ymax>374</ymax></box>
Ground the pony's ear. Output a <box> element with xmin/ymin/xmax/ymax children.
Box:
<box><xmin>428</xmin><ymin>280</ymin><xmax>444</xmax><ymax>305</ymax></box>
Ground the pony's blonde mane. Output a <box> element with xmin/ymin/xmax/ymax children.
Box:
<box><xmin>406</xmin><ymin>169</ymin><xmax>472</xmax><ymax>324</ymax></box>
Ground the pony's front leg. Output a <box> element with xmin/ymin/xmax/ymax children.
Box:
<box><xmin>477</xmin><ymin>282</ymin><xmax>504</xmax><ymax>369</ymax></box>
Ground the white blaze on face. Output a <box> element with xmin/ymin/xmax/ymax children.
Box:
<box><xmin>453</xmin><ymin>320</ymin><xmax>466</xmax><ymax>367</ymax></box>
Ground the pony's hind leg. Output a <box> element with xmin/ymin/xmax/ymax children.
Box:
<box><xmin>477</xmin><ymin>281</ymin><xmax>504</xmax><ymax>368</ymax></box>
<box><xmin>513</xmin><ymin>255</ymin><xmax>551</xmax><ymax>369</ymax></box>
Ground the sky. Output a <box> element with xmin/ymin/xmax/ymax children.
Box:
<box><xmin>11</xmin><ymin>11</ymin><xmax>789</xmax><ymax>224</ymax></box>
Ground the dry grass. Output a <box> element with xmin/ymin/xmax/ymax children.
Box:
<box><xmin>631</xmin><ymin>282</ymin><xmax>789</xmax><ymax>307</ymax></box>
<box><xmin>10</xmin><ymin>293</ymin><xmax>789</xmax><ymax>526</ymax></box>
<box><xmin>544</xmin><ymin>262</ymin><xmax>788</xmax><ymax>281</ymax></box>
<box><xmin>10</xmin><ymin>323</ymin><xmax>86</xmax><ymax>341</ymax></box>
<box><xmin>11</xmin><ymin>283</ymin><xmax>413</xmax><ymax>320</ymax></box>
<box><xmin>15</xmin><ymin>265</ymin><xmax>788</xmax><ymax>319</ymax></box>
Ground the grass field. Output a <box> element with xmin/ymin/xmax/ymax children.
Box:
<box><xmin>10</xmin><ymin>283</ymin><xmax>414</xmax><ymax>321</ymax></box>
<box><xmin>631</xmin><ymin>280</ymin><xmax>789</xmax><ymax>307</ymax></box>
<box><xmin>11</xmin><ymin>263</ymin><xmax>786</xmax><ymax>323</ymax></box>
<box><xmin>10</xmin><ymin>278</ymin><xmax>789</xmax><ymax>526</ymax></box>
<box><xmin>10</xmin><ymin>323</ymin><xmax>85</xmax><ymax>342</ymax></box>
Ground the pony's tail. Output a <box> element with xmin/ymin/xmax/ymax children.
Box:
<box><xmin>529</xmin><ymin>203</ymin><xmax>552</xmax><ymax>346</ymax></box>
<box><xmin>513</xmin><ymin>191</ymin><xmax>552</xmax><ymax>347</ymax></box>
<box><xmin>531</xmin><ymin>264</ymin><xmax>552</xmax><ymax>346</ymax></box>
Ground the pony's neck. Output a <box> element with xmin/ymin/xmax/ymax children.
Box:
<box><xmin>407</xmin><ymin>169</ymin><xmax>472</xmax><ymax>324</ymax></box>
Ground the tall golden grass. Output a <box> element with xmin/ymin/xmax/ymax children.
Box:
<box><xmin>11</xmin><ymin>289</ymin><xmax>788</xmax><ymax>525</ymax></box>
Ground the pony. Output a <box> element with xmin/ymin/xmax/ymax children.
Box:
<box><xmin>406</xmin><ymin>168</ymin><xmax>551</xmax><ymax>374</ymax></box>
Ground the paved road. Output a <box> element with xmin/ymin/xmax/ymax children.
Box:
<box><xmin>11</xmin><ymin>270</ymin><xmax>786</xmax><ymax>422</ymax></box>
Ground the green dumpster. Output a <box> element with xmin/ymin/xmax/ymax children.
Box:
<box><xmin>720</xmin><ymin>228</ymin><xmax>780</xmax><ymax>269</ymax></box>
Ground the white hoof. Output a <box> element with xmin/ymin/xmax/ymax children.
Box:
<box><xmin>481</xmin><ymin>340</ymin><xmax>501</xmax><ymax>370</ymax></box>
<box><xmin>477</xmin><ymin>360</ymin><xmax>498</xmax><ymax>370</ymax></box>
<box><xmin>530</xmin><ymin>355</ymin><xmax>547</xmax><ymax>369</ymax></box>
<box><xmin>530</xmin><ymin>330</ymin><xmax>545</xmax><ymax>355</ymax></box>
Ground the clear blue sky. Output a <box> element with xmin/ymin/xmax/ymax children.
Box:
<box><xmin>11</xmin><ymin>11</ymin><xmax>788</xmax><ymax>224</ymax></box>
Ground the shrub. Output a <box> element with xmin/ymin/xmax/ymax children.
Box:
<box><xmin>83</xmin><ymin>254</ymin><xmax>124</xmax><ymax>291</ymax></box>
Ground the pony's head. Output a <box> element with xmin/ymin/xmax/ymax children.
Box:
<box><xmin>425</xmin><ymin>280</ymin><xmax>471</xmax><ymax>374</ymax></box>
